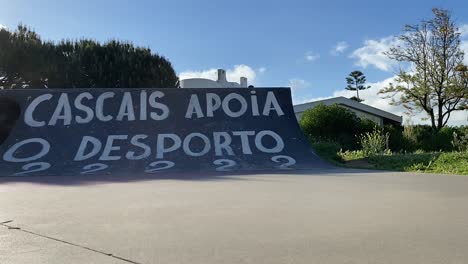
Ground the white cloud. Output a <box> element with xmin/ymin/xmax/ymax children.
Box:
<box><xmin>258</xmin><ymin>67</ymin><xmax>267</xmax><ymax>74</ymax></box>
<box><xmin>461</xmin><ymin>40</ymin><xmax>468</xmax><ymax>65</ymax></box>
<box><xmin>305</xmin><ymin>51</ymin><xmax>320</xmax><ymax>62</ymax></box>
<box><xmin>330</xmin><ymin>41</ymin><xmax>348</xmax><ymax>56</ymax></box>
<box><xmin>287</xmin><ymin>78</ymin><xmax>312</xmax><ymax>104</ymax></box>
<box><xmin>289</xmin><ymin>78</ymin><xmax>309</xmax><ymax>89</ymax></box>
<box><xmin>179</xmin><ymin>64</ymin><xmax>257</xmax><ymax>84</ymax></box>
<box><xmin>225</xmin><ymin>65</ymin><xmax>256</xmax><ymax>83</ymax></box>
<box><xmin>350</xmin><ymin>36</ymin><xmax>402</xmax><ymax>71</ymax></box>
<box><xmin>459</xmin><ymin>24</ymin><xmax>468</xmax><ymax>38</ymax></box>
<box><xmin>0</xmin><ymin>24</ymin><xmax>6</xmax><ymax>30</ymax></box>
<box><xmin>459</xmin><ymin>23</ymin><xmax>468</xmax><ymax>65</ymax></box>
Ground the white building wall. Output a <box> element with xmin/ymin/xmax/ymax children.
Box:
<box><xmin>179</xmin><ymin>69</ymin><xmax>248</xmax><ymax>88</ymax></box>
<box><xmin>293</xmin><ymin>97</ymin><xmax>402</xmax><ymax>126</ymax></box>
<box><xmin>179</xmin><ymin>78</ymin><xmax>220</xmax><ymax>88</ymax></box>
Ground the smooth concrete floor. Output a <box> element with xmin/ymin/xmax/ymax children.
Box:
<box><xmin>1</xmin><ymin>169</ymin><xmax>468</xmax><ymax>264</ymax></box>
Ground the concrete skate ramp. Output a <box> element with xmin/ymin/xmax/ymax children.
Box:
<box><xmin>0</xmin><ymin>88</ymin><xmax>325</xmax><ymax>176</ymax></box>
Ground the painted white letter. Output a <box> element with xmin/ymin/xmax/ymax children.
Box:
<box><xmin>100</xmin><ymin>135</ymin><xmax>128</xmax><ymax>161</ymax></box>
<box><xmin>140</xmin><ymin>90</ymin><xmax>148</xmax><ymax>120</ymax></box>
<box><xmin>24</xmin><ymin>94</ymin><xmax>52</xmax><ymax>127</ymax></box>
<box><xmin>206</xmin><ymin>93</ymin><xmax>221</xmax><ymax>117</ymax></box>
<box><xmin>255</xmin><ymin>130</ymin><xmax>284</xmax><ymax>153</ymax></box>
<box><xmin>149</xmin><ymin>91</ymin><xmax>169</xmax><ymax>121</ymax></box>
<box><xmin>74</xmin><ymin>136</ymin><xmax>102</xmax><ymax>161</ymax></box>
<box><xmin>116</xmin><ymin>92</ymin><xmax>136</xmax><ymax>121</ymax></box>
<box><xmin>49</xmin><ymin>93</ymin><xmax>72</xmax><ymax>126</ymax></box>
<box><xmin>263</xmin><ymin>91</ymin><xmax>284</xmax><ymax>116</ymax></box>
<box><xmin>126</xmin><ymin>134</ymin><xmax>151</xmax><ymax>160</ymax></box>
<box><xmin>3</xmin><ymin>138</ymin><xmax>50</xmax><ymax>162</ymax></box>
<box><xmin>250</xmin><ymin>90</ymin><xmax>260</xmax><ymax>116</ymax></box>
<box><xmin>96</xmin><ymin>92</ymin><xmax>115</xmax><ymax>122</ymax></box>
<box><xmin>183</xmin><ymin>133</ymin><xmax>211</xmax><ymax>157</ymax></box>
<box><xmin>213</xmin><ymin>132</ymin><xmax>234</xmax><ymax>156</ymax></box>
<box><xmin>185</xmin><ymin>94</ymin><xmax>204</xmax><ymax>118</ymax></box>
<box><xmin>222</xmin><ymin>93</ymin><xmax>248</xmax><ymax>118</ymax></box>
<box><xmin>232</xmin><ymin>131</ymin><xmax>255</xmax><ymax>154</ymax></box>
<box><xmin>156</xmin><ymin>134</ymin><xmax>181</xmax><ymax>159</ymax></box>
<box><xmin>74</xmin><ymin>92</ymin><xmax>94</xmax><ymax>124</ymax></box>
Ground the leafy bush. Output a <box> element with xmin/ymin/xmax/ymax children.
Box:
<box><xmin>452</xmin><ymin>130</ymin><xmax>468</xmax><ymax>152</ymax></box>
<box><xmin>300</xmin><ymin>104</ymin><xmax>376</xmax><ymax>150</ymax></box>
<box><xmin>359</xmin><ymin>128</ymin><xmax>390</xmax><ymax>156</ymax></box>
<box><xmin>299</xmin><ymin>103</ymin><xmax>465</xmax><ymax>153</ymax></box>
<box><xmin>358</xmin><ymin>118</ymin><xmax>379</xmax><ymax>134</ymax></box>
<box><xmin>383</xmin><ymin>125</ymin><xmax>406</xmax><ymax>152</ymax></box>
<box><xmin>401</xmin><ymin>125</ymin><xmax>468</xmax><ymax>152</ymax></box>
<box><xmin>338</xmin><ymin>150</ymin><xmax>367</xmax><ymax>161</ymax></box>
<box><xmin>424</xmin><ymin>126</ymin><xmax>459</xmax><ymax>151</ymax></box>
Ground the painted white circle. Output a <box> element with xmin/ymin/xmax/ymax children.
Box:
<box><xmin>3</xmin><ymin>138</ymin><xmax>50</xmax><ymax>163</ymax></box>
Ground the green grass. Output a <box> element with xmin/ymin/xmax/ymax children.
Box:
<box><xmin>311</xmin><ymin>141</ymin><xmax>343</xmax><ymax>164</ymax></box>
<box><xmin>310</xmin><ymin>139</ymin><xmax>468</xmax><ymax>175</ymax></box>
<box><xmin>366</xmin><ymin>152</ymin><xmax>468</xmax><ymax>175</ymax></box>
<box><xmin>339</xmin><ymin>150</ymin><xmax>367</xmax><ymax>161</ymax></box>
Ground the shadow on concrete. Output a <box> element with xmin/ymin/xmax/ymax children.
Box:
<box><xmin>0</xmin><ymin>167</ymin><xmax>387</xmax><ymax>186</ymax></box>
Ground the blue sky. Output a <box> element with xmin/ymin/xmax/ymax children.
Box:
<box><xmin>1</xmin><ymin>0</ymin><xmax>467</xmax><ymax>124</ymax></box>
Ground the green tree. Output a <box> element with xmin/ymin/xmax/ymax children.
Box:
<box><xmin>0</xmin><ymin>25</ymin><xmax>179</xmax><ymax>89</ymax></box>
<box><xmin>299</xmin><ymin>104</ymin><xmax>376</xmax><ymax>150</ymax></box>
<box><xmin>0</xmin><ymin>25</ymin><xmax>52</xmax><ymax>88</ymax></box>
<box><xmin>345</xmin><ymin>70</ymin><xmax>370</xmax><ymax>102</ymax></box>
<box><xmin>380</xmin><ymin>8</ymin><xmax>467</xmax><ymax>130</ymax></box>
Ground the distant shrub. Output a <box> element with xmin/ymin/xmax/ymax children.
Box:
<box><xmin>426</xmin><ymin>126</ymin><xmax>458</xmax><ymax>151</ymax></box>
<box><xmin>338</xmin><ymin>150</ymin><xmax>367</xmax><ymax>160</ymax></box>
<box><xmin>452</xmin><ymin>129</ymin><xmax>468</xmax><ymax>152</ymax></box>
<box><xmin>359</xmin><ymin>128</ymin><xmax>390</xmax><ymax>156</ymax></box>
<box><xmin>299</xmin><ymin>104</ymin><xmax>373</xmax><ymax>150</ymax></box>
<box><xmin>383</xmin><ymin>124</ymin><xmax>406</xmax><ymax>152</ymax></box>
<box><xmin>401</xmin><ymin>125</ymin><xmax>467</xmax><ymax>152</ymax></box>
<box><xmin>358</xmin><ymin>118</ymin><xmax>378</xmax><ymax>134</ymax></box>
<box><xmin>299</xmin><ymin>103</ymin><xmax>465</xmax><ymax>153</ymax></box>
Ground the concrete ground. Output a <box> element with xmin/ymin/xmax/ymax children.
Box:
<box><xmin>1</xmin><ymin>169</ymin><xmax>468</xmax><ymax>264</ymax></box>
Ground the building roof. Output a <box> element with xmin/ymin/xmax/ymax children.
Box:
<box><xmin>294</xmin><ymin>96</ymin><xmax>402</xmax><ymax>124</ymax></box>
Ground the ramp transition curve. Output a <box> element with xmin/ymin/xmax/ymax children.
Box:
<box><xmin>0</xmin><ymin>88</ymin><xmax>325</xmax><ymax>176</ymax></box>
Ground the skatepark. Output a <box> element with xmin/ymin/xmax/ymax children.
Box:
<box><xmin>1</xmin><ymin>88</ymin><xmax>468</xmax><ymax>263</ymax></box>
<box><xmin>0</xmin><ymin>88</ymin><xmax>326</xmax><ymax>176</ymax></box>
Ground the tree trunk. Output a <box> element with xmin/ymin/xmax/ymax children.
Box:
<box><xmin>437</xmin><ymin>106</ymin><xmax>444</xmax><ymax>130</ymax></box>
<box><xmin>429</xmin><ymin>109</ymin><xmax>437</xmax><ymax>131</ymax></box>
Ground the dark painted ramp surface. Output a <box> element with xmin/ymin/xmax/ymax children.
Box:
<box><xmin>0</xmin><ymin>88</ymin><xmax>324</xmax><ymax>176</ymax></box>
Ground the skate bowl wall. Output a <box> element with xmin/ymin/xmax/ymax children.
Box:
<box><xmin>0</xmin><ymin>88</ymin><xmax>325</xmax><ymax>176</ymax></box>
